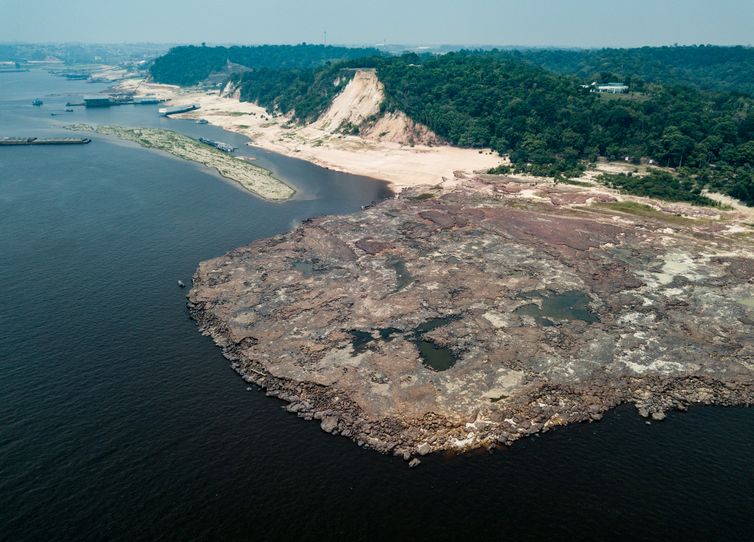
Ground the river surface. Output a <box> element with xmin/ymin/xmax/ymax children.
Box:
<box><xmin>1</xmin><ymin>71</ymin><xmax>752</xmax><ymax>541</ymax></box>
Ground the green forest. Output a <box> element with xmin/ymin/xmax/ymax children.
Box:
<box><xmin>378</xmin><ymin>52</ymin><xmax>754</xmax><ymax>204</ymax></box>
<box><xmin>517</xmin><ymin>45</ymin><xmax>754</xmax><ymax>96</ymax></box>
<box><xmin>149</xmin><ymin>45</ymin><xmax>754</xmax><ymax>205</ymax></box>
<box><xmin>149</xmin><ymin>44</ymin><xmax>381</xmax><ymax>86</ymax></box>
<box><xmin>598</xmin><ymin>171</ymin><xmax>716</xmax><ymax>206</ymax></box>
<box><xmin>229</xmin><ymin>63</ymin><xmax>353</xmax><ymax>123</ymax></box>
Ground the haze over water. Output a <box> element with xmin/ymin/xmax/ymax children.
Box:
<box><xmin>1</xmin><ymin>70</ymin><xmax>752</xmax><ymax>541</ymax></box>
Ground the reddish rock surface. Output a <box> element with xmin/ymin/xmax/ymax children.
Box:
<box><xmin>188</xmin><ymin>177</ymin><xmax>754</xmax><ymax>458</ymax></box>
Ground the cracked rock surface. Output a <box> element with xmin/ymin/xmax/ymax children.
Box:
<box><xmin>188</xmin><ymin>176</ymin><xmax>754</xmax><ymax>457</ymax></box>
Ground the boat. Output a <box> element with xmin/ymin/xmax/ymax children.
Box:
<box><xmin>198</xmin><ymin>137</ymin><xmax>236</xmax><ymax>153</ymax></box>
<box><xmin>83</xmin><ymin>96</ymin><xmax>113</xmax><ymax>108</ymax></box>
<box><xmin>0</xmin><ymin>137</ymin><xmax>36</xmax><ymax>145</ymax></box>
<box><xmin>196</xmin><ymin>119</ymin><xmax>209</xmax><ymax>124</ymax></box>
<box><xmin>158</xmin><ymin>103</ymin><xmax>200</xmax><ymax>117</ymax></box>
<box><xmin>29</xmin><ymin>138</ymin><xmax>91</xmax><ymax>145</ymax></box>
<box><xmin>0</xmin><ymin>137</ymin><xmax>91</xmax><ymax>145</ymax></box>
<box><xmin>65</xmin><ymin>108</ymin><xmax>74</xmax><ymax>112</ymax></box>
<box><xmin>32</xmin><ymin>99</ymin><xmax>43</xmax><ymax>106</ymax></box>
<box><xmin>177</xmin><ymin>280</ymin><xmax>186</xmax><ymax>288</ymax></box>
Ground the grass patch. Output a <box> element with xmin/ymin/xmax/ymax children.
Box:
<box><xmin>594</xmin><ymin>201</ymin><xmax>696</xmax><ymax>225</ymax></box>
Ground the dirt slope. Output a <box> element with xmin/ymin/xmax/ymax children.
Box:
<box><xmin>313</xmin><ymin>69</ymin><xmax>442</xmax><ymax>146</ymax></box>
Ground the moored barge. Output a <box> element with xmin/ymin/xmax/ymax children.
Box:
<box><xmin>0</xmin><ymin>137</ymin><xmax>91</xmax><ymax>146</ymax></box>
<box><xmin>198</xmin><ymin>137</ymin><xmax>235</xmax><ymax>153</ymax></box>
<box><xmin>159</xmin><ymin>103</ymin><xmax>200</xmax><ymax>117</ymax></box>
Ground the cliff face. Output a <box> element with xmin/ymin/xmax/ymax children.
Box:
<box><xmin>188</xmin><ymin>176</ymin><xmax>754</xmax><ymax>459</ymax></box>
<box><xmin>220</xmin><ymin>80</ymin><xmax>241</xmax><ymax>100</ymax></box>
<box><xmin>312</xmin><ymin>69</ymin><xmax>442</xmax><ymax>146</ymax></box>
<box><xmin>311</xmin><ymin>70</ymin><xmax>384</xmax><ymax>132</ymax></box>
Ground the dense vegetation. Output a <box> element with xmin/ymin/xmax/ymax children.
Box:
<box><xmin>598</xmin><ymin>172</ymin><xmax>716</xmax><ymax>206</ymax></box>
<box><xmin>517</xmin><ymin>45</ymin><xmax>754</xmax><ymax>96</ymax></box>
<box><xmin>367</xmin><ymin>52</ymin><xmax>753</xmax><ymax>203</ymax></box>
<box><xmin>229</xmin><ymin>63</ymin><xmax>353</xmax><ymax>123</ymax></box>
<box><xmin>149</xmin><ymin>44</ymin><xmax>381</xmax><ymax>86</ymax></box>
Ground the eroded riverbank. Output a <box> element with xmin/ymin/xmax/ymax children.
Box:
<box><xmin>188</xmin><ymin>174</ymin><xmax>754</xmax><ymax>461</ymax></box>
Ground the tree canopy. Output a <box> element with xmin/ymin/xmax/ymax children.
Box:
<box><xmin>370</xmin><ymin>52</ymin><xmax>754</xmax><ymax>203</ymax></box>
<box><xmin>149</xmin><ymin>44</ymin><xmax>382</xmax><ymax>86</ymax></box>
<box><xmin>516</xmin><ymin>45</ymin><xmax>754</xmax><ymax>96</ymax></box>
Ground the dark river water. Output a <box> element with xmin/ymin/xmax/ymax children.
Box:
<box><xmin>1</xmin><ymin>71</ymin><xmax>752</xmax><ymax>542</ymax></box>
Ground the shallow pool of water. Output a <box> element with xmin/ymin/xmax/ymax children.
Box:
<box><xmin>515</xmin><ymin>290</ymin><xmax>599</xmax><ymax>325</ymax></box>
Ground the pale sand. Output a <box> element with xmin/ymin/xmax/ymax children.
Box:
<box><xmin>116</xmin><ymin>78</ymin><xmax>502</xmax><ymax>190</ymax></box>
<box><xmin>703</xmin><ymin>191</ymin><xmax>754</xmax><ymax>220</ymax></box>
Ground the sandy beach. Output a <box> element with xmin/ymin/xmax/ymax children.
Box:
<box><xmin>115</xmin><ymin>76</ymin><xmax>502</xmax><ymax>190</ymax></box>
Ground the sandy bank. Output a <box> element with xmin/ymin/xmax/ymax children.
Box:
<box><xmin>69</xmin><ymin>124</ymin><xmax>295</xmax><ymax>200</ymax></box>
<box><xmin>116</xmin><ymin>78</ymin><xmax>502</xmax><ymax>190</ymax></box>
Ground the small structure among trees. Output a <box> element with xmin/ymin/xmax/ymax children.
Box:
<box><xmin>589</xmin><ymin>82</ymin><xmax>630</xmax><ymax>94</ymax></box>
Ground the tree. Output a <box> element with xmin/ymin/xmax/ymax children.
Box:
<box><xmin>660</xmin><ymin>126</ymin><xmax>695</xmax><ymax>167</ymax></box>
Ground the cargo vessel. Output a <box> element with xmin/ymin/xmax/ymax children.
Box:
<box><xmin>159</xmin><ymin>103</ymin><xmax>200</xmax><ymax>117</ymax></box>
<box><xmin>198</xmin><ymin>137</ymin><xmax>235</xmax><ymax>153</ymax></box>
<box><xmin>0</xmin><ymin>137</ymin><xmax>91</xmax><ymax>146</ymax></box>
<box><xmin>84</xmin><ymin>96</ymin><xmax>113</xmax><ymax>107</ymax></box>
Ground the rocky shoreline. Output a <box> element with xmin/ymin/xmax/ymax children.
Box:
<box><xmin>188</xmin><ymin>175</ymin><xmax>753</xmax><ymax>462</ymax></box>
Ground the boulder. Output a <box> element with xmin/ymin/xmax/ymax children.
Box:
<box><xmin>320</xmin><ymin>416</ymin><xmax>339</xmax><ymax>433</ymax></box>
<box><xmin>417</xmin><ymin>442</ymin><xmax>432</xmax><ymax>456</ymax></box>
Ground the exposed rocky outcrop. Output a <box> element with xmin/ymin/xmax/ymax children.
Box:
<box><xmin>188</xmin><ymin>176</ymin><xmax>754</xmax><ymax>459</ymax></box>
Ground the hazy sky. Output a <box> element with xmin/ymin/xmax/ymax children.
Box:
<box><xmin>1</xmin><ymin>0</ymin><xmax>752</xmax><ymax>47</ymax></box>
